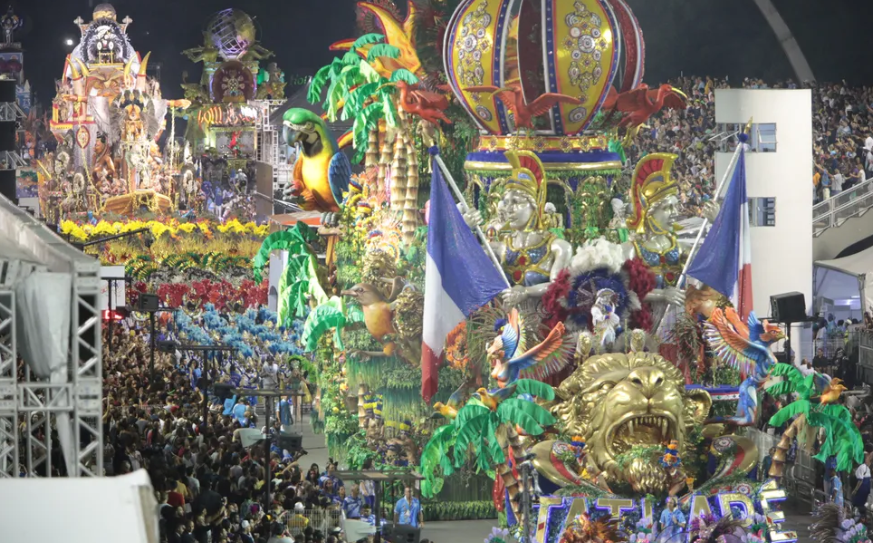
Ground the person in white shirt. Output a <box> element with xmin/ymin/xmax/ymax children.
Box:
<box><xmin>832</xmin><ymin>171</ymin><xmax>844</xmax><ymax>194</ymax></box>
<box><xmin>852</xmin><ymin>455</ymin><xmax>872</xmax><ymax>518</ymax></box>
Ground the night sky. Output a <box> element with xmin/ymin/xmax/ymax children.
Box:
<box><xmin>15</xmin><ymin>0</ymin><xmax>873</xmax><ymax>107</ymax></box>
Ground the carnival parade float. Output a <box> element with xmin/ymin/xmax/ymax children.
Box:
<box><xmin>34</xmin><ymin>1</ymin><xmax>868</xmax><ymax>542</ymax></box>
<box><xmin>38</xmin><ymin>4</ymin><xmax>289</xmax><ymax>225</ymax></box>
<box><xmin>255</xmin><ymin>0</ymin><xmax>869</xmax><ymax>541</ymax></box>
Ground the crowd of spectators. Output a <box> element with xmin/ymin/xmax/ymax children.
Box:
<box><xmin>633</xmin><ymin>76</ymin><xmax>873</xmax><ymax>214</ymax></box>
<box><xmin>100</xmin><ymin>324</ymin><xmax>374</xmax><ymax>543</ymax></box>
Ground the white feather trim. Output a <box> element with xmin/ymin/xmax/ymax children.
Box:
<box><xmin>569</xmin><ymin>236</ymin><xmax>625</xmax><ymax>275</ymax></box>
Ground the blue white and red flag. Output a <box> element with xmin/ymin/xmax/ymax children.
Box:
<box><xmin>687</xmin><ymin>149</ymin><xmax>753</xmax><ymax>319</ymax></box>
<box><xmin>421</xmin><ymin>165</ymin><xmax>506</xmax><ymax>401</ymax></box>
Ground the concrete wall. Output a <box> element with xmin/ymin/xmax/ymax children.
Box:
<box><xmin>715</xmin><ymin>89</ymin><xmax>813</xmax><ymax>360</ymax></box>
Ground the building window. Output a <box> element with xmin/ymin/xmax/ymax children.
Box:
<box><xmin>755</xmin><ymin>123</ymin><xmax>777</xmax><ymax>152</ymax></box>
<box><xmin>749</xmin><ymin>197</ymin><xmax>776</xmax><ymax>226</ymax></box>
<box><xmin>715</xmin><ymin>123</ymin><xmax>777</xmax><ymax>153</ymax></box>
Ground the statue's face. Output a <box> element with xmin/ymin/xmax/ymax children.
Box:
<box><xmin>499</xmin><ymin>189</ymin><xmax>535</xmax><ymax>230</ymax></box>
<box><xmin>649</xmin><ymin>195</ymin><xmax>680</xmax><ymax>231</ymax></box>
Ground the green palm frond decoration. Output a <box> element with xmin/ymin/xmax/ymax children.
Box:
<box><xmin>252</xmin><ymin>223</ymin><xmax>318</xmax><ymax>283</ymax></box>
<box><xmin>389</xmin><ymin>68</ymin><xmax>419</xmax><ymax>84</ymax></box>
<box><xmin>352</xmin><ymin>33</ymin><xmax>385</xmax><ymax>49</ymax></box>
<box><xmin>308</xmin><ymin>64</ymin><xmax>332</xmax><ymax>104</ymax></box>
<box><xmin>366</xmin><ymin>43</ymin><xmax>400</xmax><ymax>62</ymax></box>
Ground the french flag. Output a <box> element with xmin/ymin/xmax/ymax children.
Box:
<box><xmin>686</xmin><ymin>148</ymin><xmax>753</xmax><ymax>319</ymax></box>
<box><xmin>421</xmin><ymin>165</ymin><xmax>507</xmax><ymax>402</ymax></box>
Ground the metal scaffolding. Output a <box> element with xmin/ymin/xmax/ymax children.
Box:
<box><xmin>0</xmin><ymin>197</ymin><xmax>102</xmax><ymax>478</ymax></box>
<box><xmin>252</xmin><ymin>99</ymin><xmax>287</xmax><ymax>190</ymax></box>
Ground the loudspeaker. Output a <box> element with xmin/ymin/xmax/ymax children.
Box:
<box><xmin>0</xmin><ymin>121</ymin><xmax>15</xmax><ymax>150</ymax></box>
<box><xmin>0</xmin><ymin>80</ymin><xmax>15</xmax><ymax>103</ymax></box>
<box><xmin>278</xmin><ymin>431</ymin><xmax>302</xmax><ymax>451</ymax></box>
<box><xmin>136</xmin><ymin>293</ymin><xmax>160</xmax><ymax>312</ymax></box>
<box><xmin>770</xmin><ymin>292</ymin><xmax>806</xmax><ymax>323</ymax></box>
<box><xmin>213</xmin><ymin>383</ymin><xmax>235</xmax><ymax>401</ymax></box>
<box><xmin>0</xmin><ymin>168</ymin><xmax>14</xmax><ymax>201</ymax></box>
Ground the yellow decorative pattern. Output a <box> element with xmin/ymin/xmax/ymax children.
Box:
<box><xmin>552</xmin><ymin>0</ymin><xmax>616</xmax><ymax>134</ymax></box>
<box><xmin>477</xmin><ymin>134</ymin><xmax>610</xmax><ymax>152</ymax></box>
<box><xmin>465</xmin><ymin>160</ymin><xmax>622</xmax><ymax>172</ymax></box>
<box><xmin>451</xmin><ymin>0</ymin><xmax>504</xmax><ymax>134</ymax></box>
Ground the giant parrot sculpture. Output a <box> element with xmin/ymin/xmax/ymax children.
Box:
<box><xmin>282</xmin><ymin>108</ymin><xmax>351</xmax><ymax>213</ymax></box>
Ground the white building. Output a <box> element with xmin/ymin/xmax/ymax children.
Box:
<box><xmin>714</xmin><ymin>89</ymin><xmax>813</xmax><ymax>361</ymax></box>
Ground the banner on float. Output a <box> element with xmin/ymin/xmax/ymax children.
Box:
<box><xmin>533</xmin><ymin>482</ymin><xmax>796</xmax><ymax>543</ymax></box>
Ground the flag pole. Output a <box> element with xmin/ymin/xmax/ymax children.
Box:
<box><xmin>431</xmin><ymin>151</ymin><xmax>512</xmax><ymax>288</ymax></box>
<box><xmin>655</xmin><ymin>118</ymin><xmax>753</xmax><ymax>337</ymax></box>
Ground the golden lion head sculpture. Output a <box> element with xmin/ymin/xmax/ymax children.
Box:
<box><xmin>550</xmin><ymin>352</ymin><xmax>711</xmax><ymax>494</ymax></box>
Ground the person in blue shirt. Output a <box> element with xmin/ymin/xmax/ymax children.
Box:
<box><xmin>343</xmin><ymin>484</ymin><xmax>364</xmax><ymax>519</ymax></box>
<box><xmin>277</xmin><ymin>397</ymin><xmax>294</xmax><ymax>430</ymax></box>
<box><xmin>319</xmin><ymin>462</ymin><xmax>344</xmax><ymax>490</ymax></box>
<box><xmin>829</xmin><ymin>467</ymin><xmax>844</xmax><ymax>508</ymax></box>
<box><xmin>659</xmin><ymin>497</ymin><xmax>686</xmax><ymax>536</ymax></box>
<box><xmin>394</xmin><ymin>486</ymin><xmax>423</xmax><ymax>528</ymax></box>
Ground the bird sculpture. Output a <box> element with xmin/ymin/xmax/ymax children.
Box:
<box><xmin>819</xmin><ymin>378</ymin><xmax>848</xmax><ymax>405</ymax></box>
<box><xmin>602</xmin><ymin>83</ymin><xmax>687</xmax><ymax>128</ymax></box>
<box><xmin>341</xmin><ymin>278</ymin><xmax>423</xmax><ymax>364</ymax></box>
<box><xmin>282</xmin><ymin>108</ymin><xmax>351</xmax><ymax>212</ymax></box>
<box><xmin>432</xmin><ymin>377</ymin><xmax>476</xmax><ymax>420</ymax></box>
<box><xmin>704</xmin><ymin>307</ymin><xmax>785</xmax><ymax>426</ymax></box>
<box><xmin>464</xmin><ymin>83</ymin><xmax>582</xmax><ymax>130</ymax></box>
<box><xmin>487</xmin><ymin>308</ymin><xmax>574</xmax><ymax>389</ymax></box>
<box><xmin>473</xmin><ymin>386</ymin><xmax>516</xmax><ymax>411</ymax></box>
<box><xmin>392</xmin><ymin>81</ymin><xmax>452</xmax><ymax>125</ymax></box>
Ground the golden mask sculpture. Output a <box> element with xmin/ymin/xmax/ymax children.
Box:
<box><xmin>547</xmin><ymin>351</ymin><xmax>711</xmax><ymax>495</ymax></box>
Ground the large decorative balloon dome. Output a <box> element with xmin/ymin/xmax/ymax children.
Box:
<box><xmin>444</xmin><ymin>0</ymin><xmax>644</xmax><ymax>136</ymax></box>
<box><xmin>207</xmin><ymin>9</ymin><xmax>257</xmax><ymax>61</ymax></box>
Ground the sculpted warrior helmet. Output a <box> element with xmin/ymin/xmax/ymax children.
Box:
<box><xmin>626</xmin><ymin>153</ymin><xmax>679</xmax><ymax>235</ymax></box>
<box><xmin>502</xmin><ymin>150</ymin><xmax>547</xmax><ymax>230</ymax></box>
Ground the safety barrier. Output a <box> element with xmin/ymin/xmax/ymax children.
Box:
<box><xmin>813</xmin><ymin>177</ymin><xmax>873</xmax><ymax>236</ymax></box>
<box><xmin>859</xmin><ymin>330</ymin><xmax>873</xmax><ymax>383</ymax></box>
<box><xmin>282</xmin><ymin>508</ymin><xmax>343</xmax><ymax>537</ymax></box>
<box><xmin>744</xmin><ymin>428</ymin><xmax>818</xmax><ymax>508</ymax></box>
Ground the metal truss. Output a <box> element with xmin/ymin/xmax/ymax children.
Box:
<box><xmin>0</xmin><ymin>198</ymin><xmax>103</xmax><ymax>477</ymax></box>
<box><xmin>0</xmin><ymin>288</ymin><xmax>16</xmax><ymax>477</ymax></box>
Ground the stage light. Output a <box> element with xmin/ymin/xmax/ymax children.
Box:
<box><xmin>101</xmin><ymin>309</ymin><xmax>124</xmax><ymax>321</ymax></box>
<box><xmin>65</xmin><ymin>38</ymin><xmax>74</xmax><ymax>46</ymax></box>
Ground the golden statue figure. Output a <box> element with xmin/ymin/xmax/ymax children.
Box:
<box><xmin>621</xmin><ymin>154</ymin><xmax>719</xmax><ymax>332</ymax></box>
<box><xmin>464</xmin><ymin>151</ymin><xmax>572</xmax><ymax>309</ymax></box>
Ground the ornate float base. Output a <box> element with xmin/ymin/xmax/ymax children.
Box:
<box><xmin>103</xmin><ymin>190</ymin><xmax>173</xmax><ymax>216</ymax></box>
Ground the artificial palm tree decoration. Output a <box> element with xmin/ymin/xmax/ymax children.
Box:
<box><xmin>420</xmin><ymin>379</ymin><xmax>556</xmax><ymax>518</ymax></box>
<box><xmin>308</xmin><ymin>34</ymin><xmax>425</xmax><ymax>244</ymax></box>
<box><xmin>764</xmin><ymin>363</ymin><xmax>863</xmax><ymax>479</ymax></box>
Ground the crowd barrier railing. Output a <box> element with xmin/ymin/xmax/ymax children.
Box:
<box><xmin>282</xmin><ymin>508</ymin><xmax>343</xmax><ymax>537</ymax></box>
<box><xmin>744</xmin><ymin>427</ymin><xmax>818</xmax><ymax>508</ymax></box>
<box><xmin>813</xmin><ymin>177</ymin><xmax>873</xmax><ymax>236</ymax></box>
<box><xmin>859</xmin><ymin>330</ymin><xmax>873</xmax><ymax>383</ymax></box>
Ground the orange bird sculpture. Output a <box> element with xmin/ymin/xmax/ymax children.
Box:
<box><xmin>602</xmin><ymin>83</ymin><xmax>687</xmax><ymax>128</ymax></box>
<box><xmin>393</xmin><ymin>81</ymin><xmax>452</xmax><ymax>125</ymax></box>
<box><xmin>819</xmin><ymin>378</ymin><xmax>848</xmax><ymax>405</ymax></box>
<box><xmin>464</xmin><ymin>83</ymin><xmax>582</xmax><ymax>130</ymax></box>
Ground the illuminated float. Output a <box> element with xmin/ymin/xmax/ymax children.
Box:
<box><xmin>257</xmin><ymin>0</ymin><xmax>864</xmax><ymax>540</ymax></box>
<box><xmin>43</xmin><ymin>3</ymin><xmax>192</xmax><ymax>220</ymax></box>
<box><xmin>180</xmin><ymin>8</ymin><xmax>288</xmax><ymax>218</ymax></box>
